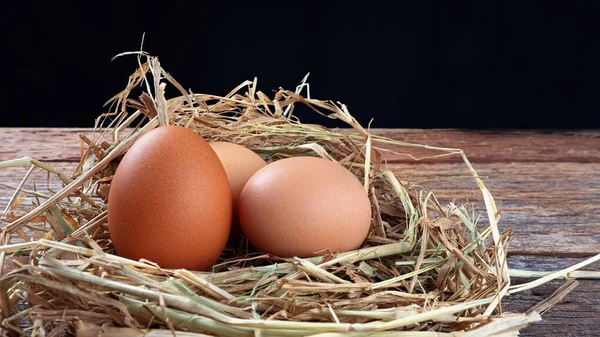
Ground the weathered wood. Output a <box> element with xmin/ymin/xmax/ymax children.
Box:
<box><xmin>1</xmin><ymin>128</ymin><xmax>599</xmax><ymax>337</ymax></box>
<box><xmin>0</xmin><ymin>162</ymin><xmax>79</xmax><ymax>220</ymax></box>
<box><xmin>0</xmin><ymin>128</ymin><xmax>92</xmax><ymax>162</ymax></box>
<box><xmin>385</xmin><ymin>162</ymin><xmax>600</xmax><ymax>256</ymax></box>
<box><xmin>372</xmin><ymin>129</ymin><xmax>600</xmax><ymax>163</ymax></box>
<box><xmin>505</xmin><ymin>256</ymin><xmax>600</xmax><ymax>337</ymax></box>
<box><xmin>1</xmin><ymin>128</ymin><xmax>599</xmax><ymax>163</ymax></box>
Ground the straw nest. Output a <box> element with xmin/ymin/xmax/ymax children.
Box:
<box><xmin>1</xmin><ymin>52</ymin><xmax>588</xmax><ymax>336</ymax></box>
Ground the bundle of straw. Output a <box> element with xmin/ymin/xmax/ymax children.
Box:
<box><xmin>1</xmin><ymin>52</ymin><xmax>598</xmax><ymax>337</ymax></box>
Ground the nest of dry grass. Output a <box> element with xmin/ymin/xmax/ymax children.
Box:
<box><xmin>1</xmin><ymin>52</ymin><xmax>597</xmax><ymax>337</ymax></box>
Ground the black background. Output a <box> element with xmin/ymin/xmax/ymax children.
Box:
<box><xmin>3</xmin><ymin>1</ymin><xmax>600</xmax><ymax>129</ymax></box>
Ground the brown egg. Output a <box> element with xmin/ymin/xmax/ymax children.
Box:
<box><xmin>108</xmin><ymin>125</ymin><xmax>232</xmax><ymax>271</ymax></box>
<box><xmin>238</xmin><ymin>156</ymin><xmax>372</xmax><ymax>258</ymax></box>
<box><xmin>209</xmin><ymin>142</ymin><xmax>267</xmax><ymax>240</ymax></box>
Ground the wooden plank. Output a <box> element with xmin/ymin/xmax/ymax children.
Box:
<box><xmin>372</xmin><ymin>129</ymin><xmax>600</xmax><ymax>163</ymax></box>
<box><xmin>384</xmin><ymin>162</ymin><xmax>600</xmax><ymax>255</ymax></box>
<box><xmin>1</xmin><ymin>128</ymin><xmax>599</xmax><ymax>163</ymax></box>
<box><xmin>0</xmin><ymin>128</ymin><xmax>92</xmax><ymax>162</ymax></box>
<box><xmin>505</xmin><ymin>255</ymin><xmax>600</xmax><ymax>337</ymax></box>
<box><xmin>0</xmin><ymin>162</ymin><xmax>79</xmax><ymax>218</ymax></box>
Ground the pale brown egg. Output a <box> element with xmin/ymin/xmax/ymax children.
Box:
<box><xmin>108</xmin><ymin>125</ymin><xmax>232</xmax><ymax>271</ymax></box>
<box><xmin>210</xmin><ymin>142</ymin><xmax>267</xmax><ymax>240</ymax></box>
<box><xmin>238</xmin><ymin>156</ymin><xmax>372</xmax><ymax>258</ymax></box>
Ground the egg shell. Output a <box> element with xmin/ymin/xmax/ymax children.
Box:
<box><xmin>238</xmin><ymin>156</ymin><xmax>372</xmax><ymax>258</ymax></box>
<box><xmin>108</xmin><ymin>125</ymin><xmax>232</xmax><ymax>271</ymax></box>
<box><xmin>209</xmin><ymin>142</ymin><xmax>267</xmax><ymax>240</ymax></box>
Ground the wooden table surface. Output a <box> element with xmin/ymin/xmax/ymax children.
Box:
<box><xmin>1</xmin><ymin>128</ymin><xmax>599</xmax><ymax>336</ymax></box>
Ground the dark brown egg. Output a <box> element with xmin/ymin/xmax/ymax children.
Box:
<box><xmin>108</xmin><ymin>125</ymin><xmax>232</xmax><ymax>271</ymax></box>
<box><xmin>238</xmin><ymin>156</ymin><xmax>372</xmax><ymax>258</ymax></box>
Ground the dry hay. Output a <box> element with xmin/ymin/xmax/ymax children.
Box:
<box><xmin>1</xmin><ymin>52</ymin><xmax>599</xmax><ymax>337</ymax></box>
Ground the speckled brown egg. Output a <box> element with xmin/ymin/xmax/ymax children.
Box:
<box><xmin>108</xmin><ymin>125</ymin><xmax>232</xmax><ymax>271</ymax></box>
<box><xmin>238</xmin><ymin>156</ymin><xmax>372</xmax><ymax>258</ymax></box>
<box><xmin>209</xmin><ymin>142</ymin><xmax>267</xmax><ymax>240</ymax></box>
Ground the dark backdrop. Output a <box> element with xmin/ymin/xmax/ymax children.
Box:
<box><xmin>3</xmin><ymin>1</ymin><xmax>600</xmax><ymax>129</ymax></box>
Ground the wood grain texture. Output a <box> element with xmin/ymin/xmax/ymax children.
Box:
<box><xmin>385</xmin><ymin>162</ymin><xmax>600</xmax><ymax>255</ymax></box>
<box><xmin>1</xmin><ymin>128</ymin><xmax>599</xmax><ymax>337</ymax></box>
<box><xmin>1</xmin><ymin>128</ymin><xmax>599</xmax><ymax>163</ymax></box>
<box><xmin>505</xmin><ymin>256</ymin><xmax>600</xmax><ymax>337</ymax></box>
<box><xmin>371</xmin><ymin>129</ymin><xmax>600</xmax><ymax>163</ymax></box>
<box><xmin>0</xmin><ymin>128</ymin><xmax>92</xmax><ymax>162</ymax></box>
